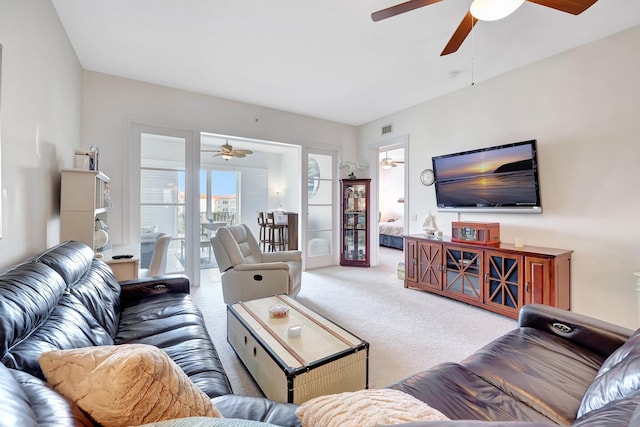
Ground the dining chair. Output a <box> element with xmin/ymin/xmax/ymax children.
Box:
<box><xmin>138</xmin><ymin>233</ymin><xmax>172</xmax><ymax>278</ymax></box>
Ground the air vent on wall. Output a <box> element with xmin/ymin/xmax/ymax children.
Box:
<box><xmin>381</xmin><ymin>124</ymin><xmax>393</xmax><ymax>135</ymax></box>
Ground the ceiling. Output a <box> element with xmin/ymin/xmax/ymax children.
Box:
<box><xmin>52</xmin><ymin>1</ymin><xmax>640</xmax><ymax>126</ymax></box>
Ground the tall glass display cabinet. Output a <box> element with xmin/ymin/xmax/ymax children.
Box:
<box><xmin>340</xmin><ymin>178</ymin><xmax>370</xmax><ymax>267</ymax></box>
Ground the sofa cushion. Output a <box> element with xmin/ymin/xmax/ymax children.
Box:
<box><xmin>3</xmin><ymin>291</ymin><xmax>114</xmax><ymax>379</ymax></box>
<box><xmin>1</xmin><ymin>360</ymin><xmax>94</xmax><ymax>427</ymax></box>
<box><xmin>68</xmin><ymin>259</ymin><xmax>121</xmax><ymax>338</ymax></box>
<box><xmin>35</xmin><ymin>241</ymin><xmax>122</xmax><ymax>339</ymax></box>
<box><xmin>1</xmin><ymin>260</ymin><xmax>114</xmax><ymax>379</ymax></box>
<box><xmin>115</xmin><ymin>292</ymin><xmax>233</xmax><ymax>398</ymax></box>
<box><xmin>39</xmin><ymin>344</ymin><xmax>222</xmax><ymax>427</ymax></box>
<box><xmin>32</xmin><ymin>240</ymin><xmax>95</xmax><ymax>286</ymax></box>
<box><xmin>595</xmin><ymin>327</ymin><xmax>640</xmax><ymax>375</ymax></box>
<box><xmin>577</xmin><ymin>328</ymin><xmax>640</xmax><ymax>417</ymax></box>
<box><xmin>573</xmin><ymin>389</ymin><xmax>640</xmax><ymax>426</ymax></box>
<box><xmin>462</xmin><ymin>328</ymin><xmax>605</xmax><ymax>424</ymax></box>
<box><xmin>8</xmin><ymin>367</ymin><xmax>94</xmax><ymax>426</ymax></box>
<box><xmin>390</xmin><ymin>362</ymin><xmax>556</xmax><ymax>423</ymax></box>
<box><xmin>0</xmin><ymin>262</ymin><xmax>67</xmax><ymax>356</ymax></box>
<box><xmin>295</xmin><ymin>389</ymin><xmax>449</xmax><ymax>427</ymax></box>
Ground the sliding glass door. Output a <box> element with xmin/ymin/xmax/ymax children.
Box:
<box><xmin>139</xmin><ymin>132</ymin><xmax>188</xmax><ymax>276</ymax></box>
<box><xmin>133</xmin><ymin>125</ymin><xmax>200</xmax><ymax>284</ymax></box>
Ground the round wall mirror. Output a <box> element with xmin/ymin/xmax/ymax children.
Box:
<box><xmin>308</xmin><ymin>157</ymin><xmax>320</xmax><ymax>199</ymax></box>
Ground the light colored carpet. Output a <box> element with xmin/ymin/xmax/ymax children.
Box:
<box><xmin>191</xmin><ymin>247</ymin><xmax>516</xmax><ymax>397</ymax></box>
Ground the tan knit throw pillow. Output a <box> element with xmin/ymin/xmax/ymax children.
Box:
<box><xmin>296</xmin><ymin>388</ymin><xmax>449</xmax><ymax>427</ymax></box>
<box><xmin>39</xmin><ymin>344</ymin><xmax>221</xmax><ymax>427</ymax></box>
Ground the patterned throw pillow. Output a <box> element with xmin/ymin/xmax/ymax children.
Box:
<box><xmin>38</xmin><ymin>344</ymin><xmax>221</xmax><ymax>427</ymax></box>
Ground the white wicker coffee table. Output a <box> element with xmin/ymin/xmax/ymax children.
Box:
<box><xmin>227</xmin><ymin>294</ymin><xmax>369</xmax><ymax>404</ymax></box>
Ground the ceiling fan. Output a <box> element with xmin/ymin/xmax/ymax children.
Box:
<box><xmin>371</xmin><ymin>0</ymin><xmax>599</xmax><ymax>56</ymax></box>
<box><xmin>381</xmin><ymin>153</ymin><xmax>405</xmax><ymax>169</ymax></box>
<box><xmin>202</xmin><ymin>141</ymin><xmax>253</xmax><ymax>161</ymax></box>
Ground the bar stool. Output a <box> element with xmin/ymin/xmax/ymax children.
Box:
<box><xmin>257</xmin><ymin>212</ymin><xmax>269</xmax><ymax>252</ymax></box>
<box><xmin>266</xmin><ymin>212</ymin><xmax>286</xmax><ymax>251</ymax></box>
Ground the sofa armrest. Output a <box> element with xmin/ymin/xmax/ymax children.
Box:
<box><xmin>518</xmin><ymin>304</ymin><xmax>634</xmax><ymax>358</ymax></box>
<box><xmin>212</xmin><ymin>395</ymin><xmax>301</xmax><ymax>427</ymax></box>
<box><xmin>119</xmin><ymin>274</ymin><xmax>190</xmax><ymax>307</ymax></box>
<box><xmin>234</xmin><ymin>262</ymin><xmax>290</xmax><ymax>271</ymax></box>
<box><xmin>262</xmin><ymin>250</ymin><xmax>302</xmax><ymax>263</ymax></box>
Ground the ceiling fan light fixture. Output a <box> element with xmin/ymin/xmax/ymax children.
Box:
<box><xmin>470</xmin><ymin>0</ymin><xmax>526</xmax><ymax>21</ymax></box>
<box><xmin>381</xmin><ymin>157</ymin><xmax>394</xmax><ymax>169</ymax></box>
<box><xmin>221</xmin><ymin>153</ymin><xmax>233</xmax><ymax>161</ymax></box>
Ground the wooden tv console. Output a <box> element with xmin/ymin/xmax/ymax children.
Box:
<box><xmin>404</xmin><ymin>235</ymin><xmax>573</xmax><ymax>319</ymax></box>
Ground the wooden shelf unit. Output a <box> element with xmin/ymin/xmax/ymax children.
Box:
<box><xmin>60</xmin><ymin>169</ymin><xmax>111</xmax><ymax>252</ymax></box>
<box><xmin>404</xmin><ymin>235</ymin><xmax>572</xmax><ymax>319</ymax></box>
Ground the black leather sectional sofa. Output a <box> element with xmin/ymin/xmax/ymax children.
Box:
<box><xmin>0</xmin><ymin>241</ymin><xmax>300</xmax><ymax>426</ymax></box>
<box><xmin>390</xmin><ymin>304</ymin><xmax>640</xmax><ymax>426</ymax></box>
<box><xmin>1</xmin><ymin>240</ymin><xmax>639</xmax><ymax>426</ymax></box>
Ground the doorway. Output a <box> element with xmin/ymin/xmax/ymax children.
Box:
<box><xmin>132</xmin><ymin>127</ymin><xmax>304</xmax><ymax>285</ymax></box>
<box><xmin>371</xmin><ymin>137</ymin><xmax>408</xmax><ymax>266</ymax></box>
<box><xmin>198</xmin><ymin>169</ymin><xmax>238</xmax><ymax>268</ymax></box>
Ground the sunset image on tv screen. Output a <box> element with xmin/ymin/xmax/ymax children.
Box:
<box><xmin>433</xmin><ymin>141</ymin><xmax>540</xmax><ymax>209</ymax></box>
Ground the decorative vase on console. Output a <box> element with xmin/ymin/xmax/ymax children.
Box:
<box><xmin>422</xmin><ymin>210</ymin><xmax>439</xmax><ymax>238</ymax></box>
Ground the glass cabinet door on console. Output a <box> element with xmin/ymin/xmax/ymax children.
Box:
<box><xmin>484</xmin><ymin>250</ymin><xmax>524</xmax><ymax>317</ymax></box>
<box><xmin>444</xmin><ymin>246</ymin><xmax>483</xmax><ymax>303</ymax></box>
<box><xmin>340</xmin><ymin>179</ymin><xmax>370</xmax><ymax>267</ymax></box>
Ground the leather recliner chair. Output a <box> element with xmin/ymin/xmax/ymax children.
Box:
<box><xmin>211</xmin><ymin>224</ymin><xmax>302</xmax><ymax>304</ymax></box>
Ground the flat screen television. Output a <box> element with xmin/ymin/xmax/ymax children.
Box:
<box><xmin>432</xmin><ymin>140</ymin><xmax>542</xmax><ymax>213</ymax></box>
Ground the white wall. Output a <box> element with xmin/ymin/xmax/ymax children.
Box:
<box><xmin>0</xmin><ymin>1</ymin><xmax>82</xmax><ymax>266</ymax></box>
<box><xmin>82</xmin><ymin>71</ymin><xmax>358</xmax><ymax>246</ymax></box>
<box><xmin>359</xmin><ymin>25</ymin><xmax>640</xmax><ymax>329</ymax></box>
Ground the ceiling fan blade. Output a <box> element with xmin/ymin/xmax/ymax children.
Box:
<box><xmin>234</xmin><ymin>153</ymin><xmax>247</xmax><ymax>158</ymax></box>
<box><xmin>441</xmin><ymin>11</ymin><xmax>477</xmax><ymax>56</ymax></box>
<box><xmin>235</xmin><ymin>149</ymin><xmax>254</xmax><ymax>155</ymax></box>
<box><xmin>526</xmin><ymin>0</ymin><xmax>598</xmax><ymax>15</ymax></box>
<box><xmin>371</xmin><ymin>0</ymin><xmax>443</xmax><ymax>22</ymax></box>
